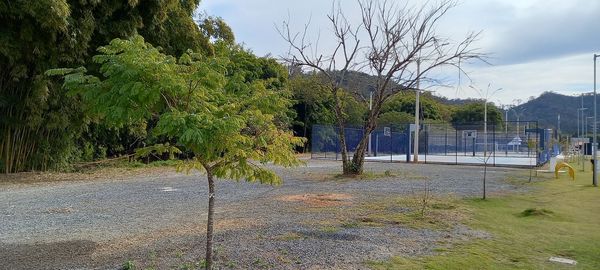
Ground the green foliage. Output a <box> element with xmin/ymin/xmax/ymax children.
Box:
<box><xmin>0</xmin><ymin>0</ymin><xmax>236</xmax><ymax>173</ymax></box>
<box><xmin>450</xmin><ymin>102</ymin><xmax>504</xmax><ymax>127</ymax></box>
<box><xmin>377</xmin><ymin>111</ymin><xmax>414</xmax><ymax>130</ymax></box>
<box><xmin>289</xmin><ymin>72</ymin><xmax>366</xmax><ymax>151</ymax></box>
<box><xmin>135</xmin><ymin>143</ymin><xmax>182</xmax><ymax>161</ymax></box>
<box><xmin>339</xmin><ymin>92</ymin><xmax>368</xmax><ymax>126</ymax></box>
<box><xmin>122</xmin><ymin>260</ymin><xmax>136</xmax><ymax>270</ymax></box>
<box><xmin>56</xmin><ymin>35</ymin><xmax>303</xmax><ymax>183</ymax></box>
<box><xmin>290</xmin><ymin>73</ymin><xmax>336</xmax><ymax>130</ymax></box>
<box><xmin>381</xmin><ymin>93</ymin><xmax>451</xmax><ymax>121</ymax></box>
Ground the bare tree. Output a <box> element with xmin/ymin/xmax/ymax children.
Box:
<box><xmin>280</xmin><ymin>0</ymin><xmax>484</xmax><ymax>175</ymax></box>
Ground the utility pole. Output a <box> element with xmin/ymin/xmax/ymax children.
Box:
<box><xmin>368</xmin><ymin>90</ymin><xmax>373</xmax><ymax>156</ymax></box>
<box><xmin>585</xmin><ymin>115</ymin><xmax>588</xmax><ymax>138</ymax></box>
<box><xmin>505</xmin><ymin>108</ymin><xmax>508</xmax><ymax>135</ymax></box>
<box><xmin>578</xmin><ymin>108</ymin><xmax>588</xmax><ymax>137</ymax></box>
<box><xmin>413</xmin><ymin>60</ymin><xmax>420</xmax><ymax>163</ymax></box>
<box><xmin>593</xmin><ymin>53</ymin><xmax>598</xmax><ymax>187</ymax></box>
<box><xmin>577</xmin><ymin>107</ymin><xmax>580</xmax><ymax>138</ymax></box>
<box><xmin>581</xmin><ymin>95</ymin><xmax>585</xmax><ymax>138</ymax></box>
<box><xmin>557</xmin><ymin>114</ymin><xmax>560</xmax><ymax>140</ymax></box>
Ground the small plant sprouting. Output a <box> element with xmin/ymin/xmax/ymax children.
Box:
<box><xmin>418</xmin><ymin>178</ymin><xmax>433</xmax><ymax>217</ymax></box>
<box><xmin>122</xmin><ymin>260</ymin><xmax>135</xmax><ymax>270</ymax></box>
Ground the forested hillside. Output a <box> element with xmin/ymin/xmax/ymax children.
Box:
<box><xmin>511</xmin><ymin>91</ymin><xmax>594</xmax><ymax>135</ymax></box>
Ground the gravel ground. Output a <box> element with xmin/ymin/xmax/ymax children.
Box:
<box><xmin>0</xmin><ymin>159</ymin><xmax>526</xmax><ymax>269</ymax></box>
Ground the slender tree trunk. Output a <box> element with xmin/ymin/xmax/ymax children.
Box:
<box><xmin>338</xmin><ymin>120</ymin><xmax>351</xmax><ymax>174</ymax></box>
<box><xmin>347</xmin><ymin>107</ymin><xmax>379</xmax><ymax>175</ymax></box>
<box><xmin>205</xmin><ymin>169</ymin><xmax>216</xmax><ymax>269</ymax></box>
<box><xmin>333</xmin><ymin>94</ymin><xmax>351</xmax><ymax>174</ymax></box>
<box><xmin>351</xmin><ymin>120</ymin><xmax>376</xmax><ymax>175</ymax></box>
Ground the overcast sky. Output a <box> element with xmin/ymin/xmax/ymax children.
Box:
<box><xmin>201</xmin><ymin>0</ymin><xmax>600</xmax><ymax>105</ymax></box>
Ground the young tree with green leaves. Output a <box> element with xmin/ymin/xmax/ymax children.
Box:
<box><xmin>50</xmin><ymin>36</ymin><xmax>303</xmax><ymax>269</ymax></box>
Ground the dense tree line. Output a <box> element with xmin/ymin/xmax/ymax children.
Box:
<box><xmin>1</xmin><ymin>0</ymin><xmax>506</xmax><ymax>174</ymax></box>
<box><xmin>289</xmin><ymin>71</ymin><xmax>504</xmax><ymax>151</ymax></box>
<box><xmin>0</xmin><ymin>0</ymin><xmax>233</xmax><ymax>173</ymax></box>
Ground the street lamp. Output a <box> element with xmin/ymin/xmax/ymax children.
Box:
<box><xmin>497</xmin><ymin>102</ymin><xmax>512</xmax><ymax>157</ymax></box>
<box><xmin>587</xmin><ymin>116</ymin><xmax>595</xmax><ymax>134</ymax></box>
<box><xmin>368</xmin><ymin>90</ymin><xmax>373</xmax><ymax>156</ymax></box>
<box><xmin>579</xmin><ymin>108</ymin><xmax>588</xmax><ymax>138</ymax></box>
<box><xmin>577</xmin><ymin>106</ymin><xmax>580</xmax><ymax>138</ymax></box>
<box><xmin>413</xmin><ymin>59</ymin><xmax>421</xmax><ymax>163</ymax></box>
<box><xmin>469</xmin><ymin>84</ymin><xmax>503</xmax><ymax>157</ymax></box>
<box><xmin>593</xmin><ymin>53</ymin><xmax>598</xmax><ymax>187</ymax></box>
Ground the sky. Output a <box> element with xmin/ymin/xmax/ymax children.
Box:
<box><xmin>200</xmin><ymin>0</ymin><xmax>600</xmax><ymax>105</ymax></box>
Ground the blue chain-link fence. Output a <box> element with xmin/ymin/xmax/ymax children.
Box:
<box><xmin>311</xmin><ymin>121</ymin><xmax>554</xmax><ymax>168</ymax></box>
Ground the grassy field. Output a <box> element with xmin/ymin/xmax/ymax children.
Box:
<box><xmin>368</xmin><ymin>168</ymin><xmax>600</xmax><ymax>269</ymax></box>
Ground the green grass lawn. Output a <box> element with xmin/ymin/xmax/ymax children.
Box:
<box><xmin>368</xmin><ymin>168</ymin><xmax>600</xmax><ymax>269</ymax></box>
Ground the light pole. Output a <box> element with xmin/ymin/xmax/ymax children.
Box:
<box><xmin>557</xmin><ymin>114</ymin><xmax>560</xmax><ymax>141</ymax></box>
<box><xmin>511</xmin><ymin>107</ymin><xmax>526</xmax><ymax>153</ymax></box>
<box><xmin>580</xmin><ymin>108</ymin><xmax>588</xmax><ymax>137</ymax></box>
<box><xmin>587</xmin><ymin>116</ymin><xmax>594</xmax><ymax>137</ymax></box>
<box><xmin>413</xmin><ymin>60</ymin><xmax>421</xmax><ymax>163</ymax></box>
<box><xmin>577</xmin><ymin>107</ymin><xmax>580</xmax><ymax>138</ymax></box>
<box><xmin>470</xmin><ymin>84</ymin><xmax>503</xmax><ymax>157</ymax></box>
<box><xmin>593</xmin><ymin>53</ymin><xmax>598</xmax><ymax>187</ymax></box>
<box><xmin>368</xmin><ymin>90</ymin><xmax>373</xmax><ymax>156</ymax></box>
<box><xmin>496</xmin><ymin>102</ymin><xmax>510</xmax><ymax>156</ymax></box>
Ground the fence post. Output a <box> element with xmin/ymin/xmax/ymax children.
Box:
<box><xmin>464</xmin><ymin>136</ymin><xmax>467</xmax><ymax>156</ymax></box>
<box><xmin>445</xmin><ymin>126</ymin><xmax>448</xmax><ymax>155</ymax></box>
<box><xmin>493</xmin><ymin>125</ymin><xmax>496</xmax><ymax>166</ymax></box>
<box><xmin>406</xmin><ymin>124</ymin><xmax>411</xmax><ymax>163</ymax></box>
<box><xmin>390</xmin><ymin>130</ymin><xmax>393</xmax><ymax>163</ymax></box>
<box><xmin>375</xmin><ymin>133</ymin><xmax>379</xmax><ymax>157</ymax></box>
<box><xmin>425</xmin><ymin>124</ymin><xmax>428</xmax><ymax>163</ymax></box>
<box><xmin>455</xmin><ymin>129</ymin><xmax>458</xmax><ymax>164</ymax></box>
<box><xmin>505</xmin><ymin>122</ymin><xmax>508</xmax><ymax>156</ymax></box>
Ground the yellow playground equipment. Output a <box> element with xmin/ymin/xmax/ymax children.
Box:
<box><xmin>555</xmin><ymin>162</ymin><xmax>575</xmax><ymax>180</ymax></box>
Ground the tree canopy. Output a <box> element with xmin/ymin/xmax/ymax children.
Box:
<box><xmin>450</xmin><ymin>102</ymin><xmax>504</xmax><ymax>127</ymax></box>
<box><xmin>0</xmin><ymin>0</ymin><xmax>234</xmax><ymax>173</ymax></box>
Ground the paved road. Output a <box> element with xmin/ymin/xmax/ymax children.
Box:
<box><xmin>0</xmin><ymin>160</ymin><xmax>525</xmax><ymax>269</ymax></box>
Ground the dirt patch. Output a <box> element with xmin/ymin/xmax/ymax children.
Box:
<box><xmin>277</xmin><ymin>193</ymin><xmax>353</xmax><ymax>207</ymax></box>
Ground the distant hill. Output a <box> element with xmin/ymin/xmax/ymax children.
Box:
<box><xmin>509</xmin><ymin>91</ymin><xmax>596</xmax><ymax>135</ymax></box>
<box><xmin>318</xmin><ymin>70</ymin><xmax>590</xmax><ymax>135</ymax></box>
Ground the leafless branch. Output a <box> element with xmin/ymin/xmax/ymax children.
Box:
<box><xmin>278</xmin><ymin>0</ymin><xmax>486</xmax><ymax>174</ymax></box>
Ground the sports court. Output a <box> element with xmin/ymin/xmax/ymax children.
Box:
<box><xmin>312</xmin><ymin>121</ymin><xmax>554</xmax><ymax>168</ymax></box>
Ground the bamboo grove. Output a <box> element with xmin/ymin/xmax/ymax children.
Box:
<box><xmin>0</xmin><ymin>0</ymin><xmax>233</xmax><ymax>173</ymax></box>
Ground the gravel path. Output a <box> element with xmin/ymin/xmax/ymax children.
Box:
<box><xmin>0</xmin><ymin>160</ymin><xmax>526</xmax><ymax>269</ymax></box>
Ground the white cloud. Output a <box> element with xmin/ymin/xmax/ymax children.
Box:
<box><xmin>200</xmin><ymin>0</ymin><xmax>600</xmax><ymax>104</ymax></box>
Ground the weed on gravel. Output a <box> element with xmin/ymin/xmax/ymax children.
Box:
<box><xmin>342</xmin><ymin>195</ymin><xmax>468</xmax><ymax>230</ymax></box>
